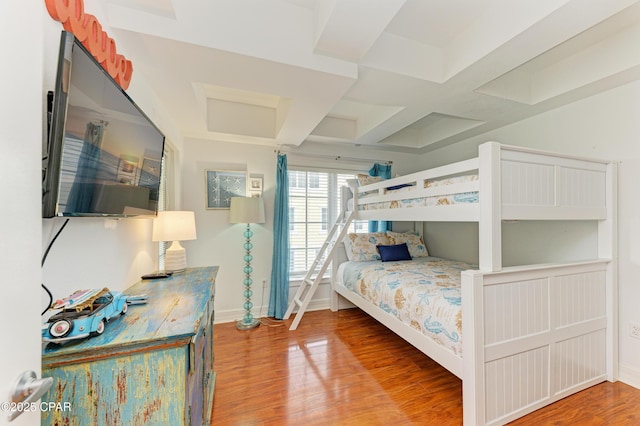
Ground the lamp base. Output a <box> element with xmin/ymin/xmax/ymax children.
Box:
<box><xmin>236</xmin><ymin>318</ymin><xmax>260</xmax><ymax>330</ymax></box>
<box><xmin>165</xmin><ymin>241</ymin><xmax>187</xmax><ymax>272</ymax></box>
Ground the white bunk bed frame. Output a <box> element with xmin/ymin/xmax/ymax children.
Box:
<box><xmin>330</xmin><ymin>142</ymin><xmax>618</xmax><ymax>425</ymax></box>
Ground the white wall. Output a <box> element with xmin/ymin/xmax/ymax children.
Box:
<box><xmin>182</xmin><ymin>138</ymin><xmax>424</xmax><ymax>323</ymax></box>
<box><xmin>424</xmin><ymin>221</ymin><xmax>599</xmax><ymax>267</ymax></box>
<box><xmin>421</xmin><ymin>80</ymin><xmax>640</xmax><ymax>388</ymax></box>
<box><xmin>0</xmin><ymin>1</ymin><xmax>45</xmax><ymax>424</ymax></box>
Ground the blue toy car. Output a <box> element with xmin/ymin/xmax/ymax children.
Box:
<box><xmin>42</xmin><ymin>290</ymin><xmax>128</xmax><ymax>343</ymax></box>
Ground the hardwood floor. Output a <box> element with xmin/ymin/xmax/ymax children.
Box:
<box><xmin>211</xmin><ymin>309</ymin><xmax>640</xmax><ymax>425</ymax></box>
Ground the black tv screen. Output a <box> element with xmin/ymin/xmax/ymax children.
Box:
<box><xmin>43</xmin><ymin>31</ymin><xmax>165</xmax><ymax>218</ymax></box>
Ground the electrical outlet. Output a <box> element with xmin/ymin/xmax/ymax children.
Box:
<box><xmin>630</xmin><ymin>322</ymin><xmax>640</xmax><ymax>340</ymax></box>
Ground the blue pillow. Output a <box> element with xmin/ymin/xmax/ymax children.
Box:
<box><xmin>377</xmin><ymin>243</ymin><xmax>412</xmax><ymax>262</ymax></box>
<box><xmin>386</xmin><ymin>183</ymin><xmax>414</xmax><ymax>191</ymax></box>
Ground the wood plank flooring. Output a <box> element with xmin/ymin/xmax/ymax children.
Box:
<box><xmin>211</xmin><ymin>309</ymin><xmax>640</xmax><ymax>425</ymax></box>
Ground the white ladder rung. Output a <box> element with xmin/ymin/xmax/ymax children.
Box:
<box><xmin>284</xmin><ymin>211</ymin><xmax>355</xmax><ymax>330</ymax></box>
<box><xmin>308</xmin><ymin>259</ymin><xmax>322</xmax><ymax>272</ymax></box>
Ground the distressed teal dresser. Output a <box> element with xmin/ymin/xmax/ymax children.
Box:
<box><xmin>42</xmin><ymin>266</ymin><xmax>217</xmax><ymax>425</ymax></box>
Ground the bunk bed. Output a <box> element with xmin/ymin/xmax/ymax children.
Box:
<box><xmin>329</xmin><ymin>142</ymin><xmax>618</xmax><ymax>425</ymax></box>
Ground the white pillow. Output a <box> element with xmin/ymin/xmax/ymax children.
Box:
<box><xmin>386</xmin><ymin>231</ymin><xmax>429</xmax><ymax>258</ymax></box>
<box><xmin>343</xmin><ymin>235</ymin><xmax>355</xmax><ymax>261</ymax></box>
<box><xmin>356</xmin><ymin>174</ymin><xmax>383</xmax><ymax>186</ymax></box>
<box><xmin>344</xmin><ymin>232</ymin><xmax>390</xmax><ymax>261</ymax></box>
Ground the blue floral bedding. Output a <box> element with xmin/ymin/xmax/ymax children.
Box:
<box><xmin>340</xmin><ymin>257</ymin><xmax>477</xmax><ymax>356</ymax></box>
<box><xmin>358</xmin><ymin>173</ymin><xmax>479</xmax><ymax>210</ymax></box>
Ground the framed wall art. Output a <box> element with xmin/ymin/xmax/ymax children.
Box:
<box><xmin>117</xmin><ymin>155</ymin><xmax>139</xmax><ymax>185</ymax></box>
<box><xmin>205</xmin><ymin>170</ymin><xmax>247</xmax><ymax>209</ymax></box>
<box><xmin>249</xmin><ymin>176</ymin><xmax>263</xmax><ymax>197</ymax></box>
<box><xmin>140</xmin><ymin>157</ymin><xmax>161</xmax><ymax>188</ymax></box>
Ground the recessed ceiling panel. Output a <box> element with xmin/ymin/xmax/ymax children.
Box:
<box><xmin>306</xmin><ymin>98</ymin><xmax>406</xmax><ymax>144</ymax></box>
<box><xmin>379</xmin><ymin>112</ymin><xmax>485</xmax><ymax>149</ymax></box>
<box><xmin>193</xmin><ymin>83</ymin><xmax>293</xmax><ymax>141</ymax></box>
<box><xmin>476</xmin><ymin>7</ymin><xmax>640</xmax><ymax>105</ymax></box>
<box><xmin>310</xmin><ymin>115</ymin><xmax>357</xmax><ymax>141</ymax></box>
<box><xmin>385</xmin><ymin>0</ymin><xmax>503</xmax><ymax>47</ymax></box>
<box><xmin>206</xmin><ymin>98</ymin><xmax>276</xmax><ymax>139</ymax></box>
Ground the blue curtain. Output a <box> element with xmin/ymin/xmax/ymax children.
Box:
<box><xmin>368</xmin><ymin>163</ymin><xmax>392</xmax><ymax>232</ymax></box>
<box><xmin>67</xmin><ymin>121</ymin><xmax>105</xmax><ymax>213</ymax></box>
<box><xmin>268</xmin><ymin>154</ymin><xmax>290</xmax><ymax>319</ymax></box>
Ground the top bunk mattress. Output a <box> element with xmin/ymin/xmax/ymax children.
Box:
<box><xmin>337</xmin><ymin>256</ymin><xmax>477</xmax><ymax>356</ymax></box>
<box><xmin>355</xmin><ymin>173</ymin><xmax>479</xmax><ymax>211</ymax></box>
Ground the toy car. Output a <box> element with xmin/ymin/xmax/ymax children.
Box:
<box><xmin>42</xmin><ymin>290</ymin><xmax>128</xmax><ymax>343</ymax></box>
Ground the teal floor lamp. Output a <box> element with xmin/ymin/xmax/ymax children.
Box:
<box><xmin>229</xmin><ymin>196</ymin><xmax>266</xmax><ymax>330</ymax></box>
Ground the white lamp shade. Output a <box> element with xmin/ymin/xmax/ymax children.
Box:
<box><xmin>152</xmin><ymin>211</ymin><xmax>197</xmax><ymax>242</ymax></box>
<box><xmin>229</xmin><ymin>197</ymin><xmax>265</xmax><ymax>224</ymax></box>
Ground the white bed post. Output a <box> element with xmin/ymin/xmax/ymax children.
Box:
<box><xmin>600</xmin><ymin>162</ymin><xmax>618</xmax><ymax>381</ymax></box>
<box><xmin>478</xmin><ymin>142</ymin><xmax>502</xmax><ymax>271</ymax></box>
<box><xmin>330</xmin><ymin>250</ymin><xmax>340</xmax><ymax>311</ymax></box>
<box><xmin>331</xmin><ymin>184</ymin><xmax>357</xmax><ymax>312</ymax></box>
<box><xmin>461</xmin><ymin>270</ymin><xmax>485</xmax><ymax>425</ymax></box>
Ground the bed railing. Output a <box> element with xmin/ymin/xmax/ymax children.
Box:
<box><xmin>353</xmin><ymin>143</ymin><xmax>609</xmax><ymax>219</ymax></box>
<box><xmin>351</xmin><ymin>142</ymin><xmax>613</xmax><ymax>271</ymax></box>
<box><xmin>355</xmin><ymin>157</ymin><xmax>479</xmax><ymax>198</ymax></box>
<box><xmin>353</xmin><ymin>158</ymin><xmax>480</xmax><ymax>223</ymax></box>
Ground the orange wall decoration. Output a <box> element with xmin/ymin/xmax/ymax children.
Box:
<box><xmin>45</xmin><ymin>0</ymin><xmax>133</xmax><ymax>90</ymax></box>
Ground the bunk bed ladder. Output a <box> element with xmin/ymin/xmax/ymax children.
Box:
<box><xmin>284</xmin><ymin>210</ymin><xmax>355</xmax><ymax>330</ymax></box>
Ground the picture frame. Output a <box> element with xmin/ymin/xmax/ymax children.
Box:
<box><xmin>205</xmin><ymin>170</ymin><xmax>247</xmax><ymax>209</ymax></box>
<box><xmin>139</xmin><ymin>157</ymin><xmax>161</xmax><ymax>188</ymax></box>
<box><xmin>249</xmin><ymin>177</ymin><xmax>263</xmax><ymax>197</ymax></box>
<box><xmin>117</xmin><ymin>155</ymin><xmax>139</xmax><ymax>185</ymax></box>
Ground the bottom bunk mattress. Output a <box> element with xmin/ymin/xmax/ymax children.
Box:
<box><xmin>336</xmin><ymin>256</ymin><xmax>477</xmax><ymax>356</ymax></box>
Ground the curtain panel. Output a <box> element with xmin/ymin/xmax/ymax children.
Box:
<box><xmin>368</xmin><ymin>162</ymin><xmax>392</xmax><ymax>232</ymax></box>
<box><xmin>268</xmin><ymin>154</ymin><xmax>290</xmax><ymax>319</ymax></box>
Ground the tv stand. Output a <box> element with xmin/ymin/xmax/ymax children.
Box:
<box><xmin>42</xmin><ymin>266</ymin><xmax>217</xmax><ymax>425</ymax></box>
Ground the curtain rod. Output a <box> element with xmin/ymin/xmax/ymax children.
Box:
<box><xmin>274</xmin><ymin>149</ymin><xmax>392</xmax><ymax>165</ymax></box>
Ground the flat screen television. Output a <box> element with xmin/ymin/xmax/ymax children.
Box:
<box><xmin>43</xmin><ymin>31</ymin><xmax>165</xmax><ymax>218</ymax></box>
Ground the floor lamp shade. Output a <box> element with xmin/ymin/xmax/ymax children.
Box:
<box><xmin>229</xmin><ymin>197</ymin><xmax>265</xmax><ymax>330</ymax></box>
<box><xmin>229</xmin><ymin>197</ymin><xmax>265</xmax><ymax>224</ymax></box>
<box><xmin>152</xmin><ymin>211</ymin><xmax>197</xmax><ymax>272</ymax></box>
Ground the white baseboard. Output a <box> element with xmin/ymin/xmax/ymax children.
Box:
<box><xmin>214</xmin><ymin>298</ymin><xmax>331</xmax><ymax>325</ymax></box>
<box><xmin>619</xmin><ymin>363</ymin><xmax>640</xmax><ymax>390</ymax></box>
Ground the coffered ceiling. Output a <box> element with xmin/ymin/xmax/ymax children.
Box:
<box><xmin>104</xmin><ymin>0</ymin><xmax>640</xmax><ymax>153</ymax></box>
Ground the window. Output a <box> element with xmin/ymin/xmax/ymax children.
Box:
<box><xmin>288</xmin><ymin>170</ymin><xmax>367</xmax><ymax>275</ymax></box>
<box><xmin>308</xmin><ymin>172</ymin><xmax>320</xmax><ymax>188</ymax></box>
<box><xmin>289</xmin><ymin>207</ymin><xmax>295</xmax><ymax>231</ymax></box>
<box><xmin>321</xmin><ymin>208</ymin><xmax>327</xmax><ymax>231</ymax></box>
<box><xmin>289</xmin><ymin>172</ymin><xmax>306</xmax><ymax>189</ymax></box>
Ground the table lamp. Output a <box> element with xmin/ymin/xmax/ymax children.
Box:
<box><xmin>229</xmin><ymin>197</ymin><xmax>266</xmax><ymax>330</ymax></box>
<box><xmin>152</xmin><ymin>211</ymin><xmax>197</xmax><ymax>272</ymax></box>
